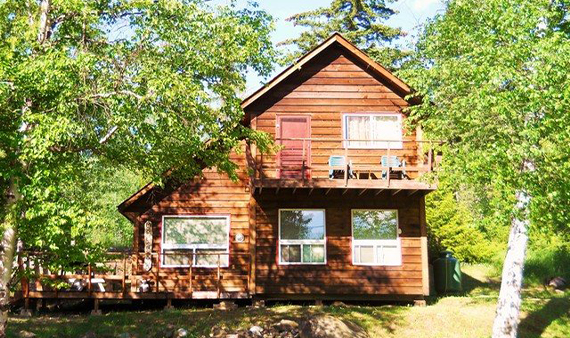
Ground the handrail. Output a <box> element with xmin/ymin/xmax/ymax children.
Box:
<box><xmin>19</xmin><ymin>251</ymin><xmax>253</xmax><ymax>300</ymax></box>
<box><xmin>253</xmin><ymin>137</ymin><xmax>441</xmax><ymax>186</ymax></box>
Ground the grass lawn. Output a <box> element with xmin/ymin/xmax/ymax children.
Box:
<box><xmin>7</xmin><ymin>265</ymin><xmax>570</xmax><ymax>338</ymax></box>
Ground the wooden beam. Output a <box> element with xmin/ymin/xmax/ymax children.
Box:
<box><xmin>419</xmin><ymin>196</ymin><xmax>430</xmax><ymax>296</ymax></box>
<box><xmin>408</xmin><ymin>189</ymin><xmax>419</xmax><ymax>196</ymax></box>
<box><xmin>325</xmin><ymin>188</ymin><xmax>332</xmax><ymax>195</ymax></box>
<box><xmin>342</xmin><ymin>188</ymin><xmax>349</xmax><ymax>195</ymax></box>
<box><xmin>391</xmin><ymin>189</ymin><xmax>402</xmax><ymax>196</ymax></box>
<box><xmin>374</xmin><ymin>189</ymin><xmax>385</xmax><ymax>196</ymax></box>
<box><xmin>358</xmin><ymin>189</ymin><xmax>367</xmax><ymax>196</ymax></box>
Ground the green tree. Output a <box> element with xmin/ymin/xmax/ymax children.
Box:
<box><xmin>278</xmin><ymin>0</ymin><xmax>408</xmax><ymax>67</ymax></box>
<box><xmin>0</xmin><ymin>0</ymin><xmax>275</xmax><ymax>335</ymax></box>
<box><xmin>402</xmin><ymin>0</ymin><xmax>570</xmax><ymax>336</ymax></box>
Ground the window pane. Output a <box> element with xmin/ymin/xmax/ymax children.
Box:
<box><xmin>163</xmin><ymin>250</ymin><xmax>191</xmax><ymax>266</ymax></box>
<box><xmin>302</xmin><ymin>244</ymin><xmax>325</xmax><ymax>263</ymax></box>
<box><xmin>163</xmin><ymin>217</ymin><xmax>228</xmax><ymax>246</ymax></box>
<box><xmin>372</xmin><ymin>115</ymin><xmax>401</xmax><ymax>148</ymax></box>
<box><xmin>378</xmin><ymin>245</ymin><xmax>400</xmax><ymax>265</ymax></box>
<box><xmin>310</xmin><ymin>244</ymin><xmax>325</xmax><ymax>263</ymax></box>
<box><xmin>346</xmin><ymin>116</ymin><xmax>371</xmax><ymax>147</ymax></box>
<box><xmin>281</xmin><ymin>245</ymin><xmax>301</xmax><ymax>263</ymax></box>
<box><xmin>280</xmin><ymin>210</ymin><xmax>325</xmax><ymax>240</ymax></box>
<box><xmin>195</xmin><ymin>249</ymin><xmax>228</xmax><ymax>267</ymax></box>
<box><xmin>358</xmin><ymin>246</ymin><xmax>374</xmax><ymax>264</ymax></box>
<box><xmin>353</xmin><ymin>210</ymin><xmax>398</xmax><ymax>240</ymax></box>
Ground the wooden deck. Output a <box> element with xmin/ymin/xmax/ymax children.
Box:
<box><xmin>17</xmin><ymin>252</ymin><xmax>253</xmax><ymax>304</ymax></box>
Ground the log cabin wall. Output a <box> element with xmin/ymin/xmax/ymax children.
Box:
<box><xmin>253</xmin><ymin>191</ymin><xmax>425</xmax><ymax>298</ymax></box>
<box><xmin>134</xmin><ymin>147</ymin><xmax>253</xmax><ymax>296</ymax></box>
<box><xmin>246</xmin><ymin>45</ymin><xmax>420</xmax><ymax>181</ymax></box>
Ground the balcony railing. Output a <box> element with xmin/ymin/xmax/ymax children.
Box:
<box><xmin>251</xmin><ymin>138</ymin><xmax>440</xmax><ymax>190</ymax></box>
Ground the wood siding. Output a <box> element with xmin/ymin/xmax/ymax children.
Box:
<box><xmin>135</xmin><ymin>148</ymin><xmax>252</xmax><ymax>295</ymax></box>
<box><xmin>253</xmin><ymin>191</ymin><xmax>425</xmax><ymax>297</ymax></box>
<box><xmin>246</xmin><ymin>46</ymin><xmax>424</xmax><ymax>181</ymax></box>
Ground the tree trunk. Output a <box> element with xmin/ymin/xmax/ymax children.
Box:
<box><xmin>0</xmin><ymin>180</ymin><xmax>21</xmax><ymax>338</ymax></box>
<box><xmin>491</xmin><ymin>191</ymin><xmax>530</xmax><ymax>338</ymax></box>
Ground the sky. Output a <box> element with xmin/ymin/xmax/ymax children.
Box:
<box><xmin>212</xmin><ymin>0</ymin><xmax>446</xmax><ymax>94</ymax></box>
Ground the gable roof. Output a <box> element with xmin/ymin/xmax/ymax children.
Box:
<box><xmin>241</xmin><ymin>32</ymin><xmax>413</xmax><ymax>110</ymax></box>
<box><xmin>118</xmin><ymin>33</ymin><xmax>416</xmax><ymax>220</ymax></box>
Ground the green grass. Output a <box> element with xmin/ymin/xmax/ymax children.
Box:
<box><xmin>8</xmin><ymin>265</ymin><xmax>570</xmax><ymax>338</ymax></box>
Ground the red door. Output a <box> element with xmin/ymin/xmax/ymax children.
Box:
<box><xmin>277</xmin><ymin>116</ymin><xmax>311</xmax><ymax>179</ymax></box>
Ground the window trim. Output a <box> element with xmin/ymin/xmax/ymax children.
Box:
<box><xmin>342</xmin><ymin>113</ymin><xmax>403</xmax><ymax>149</ymax></box>
<box><xmin>278</xmin><ymin>208</ymin><xmax>327</xmax><ymax>265</ymax></box>
<box><xmin>351</xmin><ymin>209</ymin><xmax>402</xmax><ymax>266</ymax></box>
<box><xmin>160</xmin><ymin>214</ymin><xmax>231</xmax><ymax>268</ymax></box>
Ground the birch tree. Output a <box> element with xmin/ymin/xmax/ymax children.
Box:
<box><xmin>402</xmin><ymin>1</ymin><xmax>570</xmax><ymax>337</ymax></box>
<box><xmin>0</xmin><ymin>0</ymin><xmax>275</xmax><ymax>336</ymax></box>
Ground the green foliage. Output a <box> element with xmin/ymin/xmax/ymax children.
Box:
<box><xmin>66</xmin><ymin>161</ymin><xmax>145</xmax><ymax>249</ymax></box>
<box><xmin>278</xmin><ymin>0</ymin><xmax>408</xmax><ymax>67</ymax></box>
<box><xmin>0</xmin><ymin>0</ymin><xmax>276</xmax><ymax>269</ymax></box>
<box><xmin>401</xmin><ymin>0</ymin><xmax>570</xmax><ymax>245</ymax></box>
<box><xmin>523</xmin><ymin>244</ymin><xmax>570</xmax><ymax>285</ymax></box>
<box><xmin>425</xmin><ymin>184</ymin><xmax>495</xmax><ymax>263</ymax></box>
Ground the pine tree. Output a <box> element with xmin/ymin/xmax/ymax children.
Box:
<box><xmin>278</xmin><ymin>0</ymin><xmax>408</xmax><ymax>68</ymax></box>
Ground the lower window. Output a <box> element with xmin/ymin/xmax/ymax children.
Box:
<box><xmin>161</xmin><ymin>215</ymin><xmax>230</xmax><ymax>268</ymax></box>
<box><xmin>279</xmin><ymin>209</ymin><xmax>326</xmax><ymax>264</ymax></box>
<box><xmin>351</xmin><ymin>210</ymin><xmax>401</xmax><ymax>266</ymax></box>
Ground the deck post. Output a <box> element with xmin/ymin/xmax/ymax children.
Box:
<box><xmin>164</xmin><ymin>296</ymin><xmax>173</xmax><ymax>310</ymax></box>
<box><xmin>88</xmin><ymin>264</ymin><xmax>92</xmax><ymax>297</ymax></box>
<box><xmin>91</xmin><ymin>299</ymin><xmax>102</xmax><ymax>316</ymax></box>
<box><xmin>217</xmin><ymin>254</ymin><xmax>221</xmax><ymax>299</ymax></box>
<box><xmin>121</xmin><ymin>254</ymin><xmax>127</xmax><ymax>294</ymax></box>
<box><xmin>188</xmin><ymin>253</ymin><xmax>193</xmax><ymax>297</ymax></box>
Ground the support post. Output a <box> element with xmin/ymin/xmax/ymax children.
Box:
<box><xmin>217</xmin><ymin>254</ymin><xmax>221</xmax><ymax>299</ymax></box>
<box><xmin>164</xmin><ymin>296</ymin><xmax>173</xmax><ymax>310</ymax></box>
<box><xmin>88</xmin><ymin>264</ymin><xmax>92</xmax><ymax>297</ymax></box>
<box><xmin>91</xmin><ymin>299</ymin><xmax>102</xmax><ymax>316</ymax></box>
<box><xmin>121</xmin><ymin>255</ymin><xmax>126</xmax><ymax>294</ymax></box>
<box><xmin>188</xmin><ymin>253</ymin><xmax>193</xmax><ymax>297</ymax></box>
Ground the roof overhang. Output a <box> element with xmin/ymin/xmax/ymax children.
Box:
<box><xmin>240</xmin><ymin>32</ymin><xmax>415</xmax><ymax>111</ymax></box>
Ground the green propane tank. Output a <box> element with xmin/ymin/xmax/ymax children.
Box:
<box><xmin>433</xmin><ymin>251</ymin><xmax>462</xmax><ymax>294</ymax></box>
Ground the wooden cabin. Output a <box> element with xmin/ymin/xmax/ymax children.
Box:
<box><xmin>22</xmin><ymin>33</ymin><xmax>437</xmax><ymax>307</ymax></box>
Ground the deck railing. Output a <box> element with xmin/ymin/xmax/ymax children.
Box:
<box><xmin>252</xmin><ymin>138</ymin><xmax>441</xmax><ymax>187</ymax></box>
<box><xmin>18</xmin><ymin>251</ymin><xmax>252</xmax><ymax>301</ymax></box>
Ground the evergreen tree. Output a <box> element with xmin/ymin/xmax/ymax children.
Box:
<box><xmin>278</xmin><ymin>0</ymin><xmax>408</xmax><ymax>68</ymax></box>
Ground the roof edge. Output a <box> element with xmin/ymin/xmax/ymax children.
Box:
<box><xmin>240</xmin><ymin>32</ymin><xmax>413</xmax><ymax>110</ymax></box>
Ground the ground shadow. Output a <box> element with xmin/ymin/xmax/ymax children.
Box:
<box><xmin>519</xmin><ymin>297</ymin><xmax>570</xmax><ymax>338</ymax></box>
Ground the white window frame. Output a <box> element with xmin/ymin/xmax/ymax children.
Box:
<box><xmin>351</xmin><ymin>209</ymin><xmax>402</xmax><ymax>266</ymax></box>
<box><xmin>160</xmin><ymin>215</ymin><xmax>230</xmax><ymax>268</ymax></box>
<box><xmin>278</xmin><ymin>209</ymin><xmax>327</xmax><ymax>265</ymax></box>
<box><xmin>343</xmin><ymin>113</ymin><xmax>403</xmax><ymax>149</ymax></box>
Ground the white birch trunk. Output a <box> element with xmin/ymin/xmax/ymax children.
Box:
<box><xmin>0</xmin><ymin>181</ymin><xmax>21</xmax><ymax>338</ymax></box>
<box><xmin>491</xmin><ymin>191</ymin><xmax>530</xmax><ymax>338</ymax></box>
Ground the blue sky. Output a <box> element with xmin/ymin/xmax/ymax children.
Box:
<box><xmin>215</xmin><ymin>0</ymin><xmax>446</xmax><ymax>93</ymax></box>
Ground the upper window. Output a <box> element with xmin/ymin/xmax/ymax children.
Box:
<box><xmin>344</xmin><ymin>114</ymin><xmax>403</xmax><ymax>149</ymax></box>
<box><xmin>351</xmin><ymin>210</ymin><xmax>401</xmax><ymax>266</ymax></box>
<box><xmin>279</xmin><ymin>209</ymin><xmax>326</xmax><ymax>265</ymax></box>
<box><xmin>161</xmin><ymin>215</ymin><xmax>230</xmax><ymax>268</ymax></box>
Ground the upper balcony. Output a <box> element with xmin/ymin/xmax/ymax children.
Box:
<box><xmin>249</xmin><ymin>138</ymin><xmax>440</xmax><ymax>194</ymax></box>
